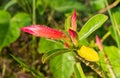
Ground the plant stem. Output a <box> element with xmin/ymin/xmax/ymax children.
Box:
<box><xmin>2</xmin><ymin>63</ymin><xmax>6</xmax><ymax>78</ymax></box>
<box><xmin>105</xmin><ymin>0</ymin><xmax>120</xmax><ymax>48</ymax></box>
<box><xmin>32</xmin><ymin>0</ymin><xmax>37</xmax><ymax>59</ymax></box>
<box><xmin>101</xmin><ymin>50</ymin><xmax>116</xmax><ymax>78</ymax></box>
<box><xmin>76</xmin><ymin>56</ymin><xmax>105</xmax><ymax>77</ymax></box>
<box><xmin>101</xmin><ymin>1</ymin><xmax>117</xmax><ymax>77</ymax></box>
<box><xmin>101</xmin><ymin>31</ymin><xmax>110</xmax><ymax>42</ymax></box>
<box><xmin>33</xmin><ymin>0</ymin><xmax>36</xmax><ymax>24</ymax></box>
<box><xmin>99</xmin><ymin>0</ymin><xmax>120</xmax><ymax>13</ymax></box>
<box><xmin>74</xmin><ymin>62</ymin><xmax>86</xmax><ymax>78</ymax></box>
<box><xmin>113</xmin><ymin>15</ymin><xmax>120</xmax><ymax>37</ymax></box>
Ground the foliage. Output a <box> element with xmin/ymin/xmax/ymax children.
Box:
<box><xmin>0</xmin><ymin>0</ymin><xmax>120</xmax><ymax>78</ymax></box>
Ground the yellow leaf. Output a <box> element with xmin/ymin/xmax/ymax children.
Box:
<box><xmin>77</xmin><ymin>46</ymin><xmax>99</xmax><ymax>62</ymax></box>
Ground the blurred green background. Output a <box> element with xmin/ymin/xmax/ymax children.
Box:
<box><xmin>0</xmin><ymin>0</ymin><xmax>120</xmax><ymax>78</ymax></box>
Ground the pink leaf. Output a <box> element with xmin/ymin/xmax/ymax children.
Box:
<box><xmin>71</xmin><ymin>10</ymin><xmax>77</xmax><ymax>31</ymax></box>
<box><xmin>21</xmin><ymin>25</ymin><xmax>66</xmax><ymax>40</ymax></box>
<box><xmin>96</xmin><ymin>35</ymin><xmax>103</xmax><ymax>51</ymax></box>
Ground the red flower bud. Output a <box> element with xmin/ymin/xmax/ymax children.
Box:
<box><xmin>69</xmin><ymin>29</ymin><xmax>78</xmax><ymax>47</ymax></box>
<box><xmin>21</xmin><ymin>25</ymin><xmax>66</xmax><ymax>40</ymax></box>
<box><xmin>71</xmin><ymin>10</ymin><xmax>77</xmax><ymax>31</ymax></box>
<box><xmin>96</xmin><ymin>35</ymin><xmax>103</xmax><ymax>51</ymax></box>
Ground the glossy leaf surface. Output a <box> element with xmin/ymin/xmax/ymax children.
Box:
<box><xmin>78</xmin><ymin>14</ymin><xmax>108</xmax><ymax>40</ymax></box>
<box><xmin>50</xmin><ymin>52</ymin><xmax>75</xmax><ymax>78</ymax></box>
<box><xmin>38</xmin><ymin>38</ymin><xmax>63</xmax><ymax>53</ymax></box>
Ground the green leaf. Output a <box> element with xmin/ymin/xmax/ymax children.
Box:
<box><xmin>64</xmin><ymin>15</ymin><xmax>71</xmax><ymax>31</ymax></box>
<box><xmin>11</xmin><ymin>54</ymin><xmax>44</xmax><ymax>78</ymax></box>
<box><xmin>42</xmin><ymin>48</ymin><xmax>71</xmax><ymax>63</ymax></box>
<box><xmin>0</xmin><ymin>11</ymin><xmax>31</xmax><ymax>51</ymax></box>
<box><xmin>112</xmin><ymin>11</ymin><xmax>120</xmax><ymax>27</ymax></box>
<box><xmin>37</xmin><ymin>0</ymin><xmax>44</xmax><ymax>15</ymax></box>
<box><xmin>74</xmin><ymin>62</ymin><xmax>86</xmax><ymax>78</ymax></box>
<box><xmin>4</xmin><ymin>0</ymin><xmax>17</xmax><ymax>10</ymax></box>
<box><xmin>0</xmin><ymin>10</ymin><xmax>10</xmax><ymax>25</ymax></box>
<box><xmin>38</xmin><ymin>38</ymin><xmax>63</xmax><ymax>54</ymax></box>
<box><xmin>109</xmin><ymin>12</ymin><xmax>120</xmax><ymax>47</ymax></box>
<box><xmin>91</xmin><ymin>0</ymin><xmax>105</xmax><ymax>10</ymax></box>
<box><xmin>11</xmin><ymin>12</ymin><xmax>31</xmax><ymax>27</ymax></box>
<box><xmin>78</xmin><ymin>39</ymin><xmax>89</xmax><ymax>46</ymax></box>
<box><xmin>50</xmin><ymin>52</ymin><xmax>75</xmax><ymax>78</ymax></box>
<box><xmin>0</xmin><ymin>10</ymin><xmax>11</xmax><ymax>50</ymax></box>
<box><xmin>78</xmin><ymin>14</ymin><xmax>108</xmax><ymax>40</ymax></box>
<box><xmin>99</xmin><ymin>46</ymin><xmax>120</xmax><ymax>77</ymax></box>
<box><xmin>109</xmin><ymin>26</ymin><xmax>120</xmax><ymax>45</ymax></box>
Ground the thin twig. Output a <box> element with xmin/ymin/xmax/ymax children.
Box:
<box><xmin>76</xmin><ymin>56</ymin><xmax>105</xmax><ymax>78</ymax></box>
<box><xmin>99</xmin><ymin>0</ymin><xmax>120</xmax><ymax>13</ymax></box>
